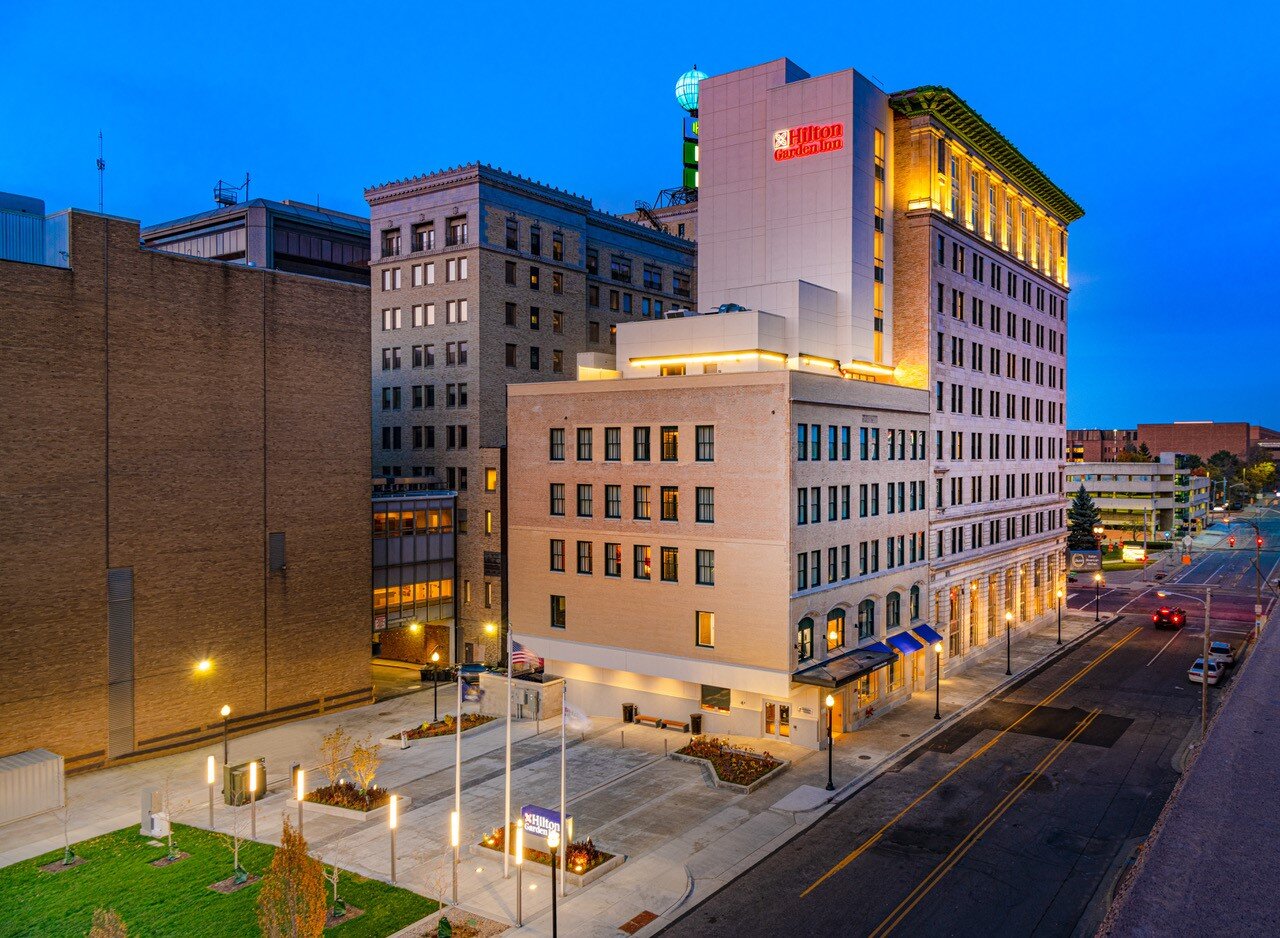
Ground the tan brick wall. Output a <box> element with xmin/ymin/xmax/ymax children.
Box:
<box><xmin>0</xmin><ymin>210</ymin><xmax>370</xmax><ymax>768</ymax></box>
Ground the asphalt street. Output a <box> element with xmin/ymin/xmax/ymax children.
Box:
<box><xmin>661</xmin><ymin>522</ymin><xmax>1280</xmax><ymax>938</ymax></box>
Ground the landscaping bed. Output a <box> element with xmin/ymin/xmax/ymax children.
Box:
<box><xmin>673</xmin><ymin>737</ymin><xmax>789</xmax><ymax>793</ymax></box>
<box><xmin>296</xmin><ymin>785</ymin><xmax>409</xmax><ymax>822</ymax></box>
<box><xmin>0</xmin><ymin>823</ymin><xmax>435</xmax><ymax>937</ymax></box>
<box><xmin>470</xmin><ymin>824</ymin><xmax>623</xmax><ymax>887</ymax></box>
<box><xmin>386</xmin><ymin>713</ymin><xmax>496</xmax><ymax>744</ymax></box>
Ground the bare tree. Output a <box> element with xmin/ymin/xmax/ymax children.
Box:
<box><xmin>222</xmin><ymin>799</ymin><xmax>249</xmax><ymax>884</ymax></box>
<box><xmin>318</xmin><ymin>726</ymin><xmax>351</xmax><ymax>787</ymax></box>
<box><xmin>54</xmin><ymin>781</ymin><xmax>75</xmax><ymax>866</ymax></box>
<box><xmin>348</xmin><ymin>737</ymin><xmax>381</xmax><ymax>793</ymax></box>
<box><xmin>159</xmin><ymin>771</ymin><xmax>195</xmax><ymax>859</ymax></box>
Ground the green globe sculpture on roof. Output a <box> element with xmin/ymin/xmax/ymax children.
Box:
<box><xmin>675</xmin><ymin>66</ymin><xmax>708</xmax><ymax>114</ymax></box>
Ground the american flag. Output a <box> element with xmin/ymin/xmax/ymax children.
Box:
<box><xmin>511</xmin><ymin>640</ymin><xmax>543</xmax><ymax>671</ymax></box>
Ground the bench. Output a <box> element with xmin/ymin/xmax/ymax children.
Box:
<box><xmin>634</xmin><ymin>714</ymin><xmax>663</xmax><ymax>728</ymax></box>
<box><xmin>663</xmin><ymin>720</ymin><xmax>691</xmax><ymax>733</ymax></box>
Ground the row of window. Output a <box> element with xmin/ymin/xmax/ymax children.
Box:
<box><xmin>380</xmin><ymin>342</ymin><xmax>470</xmax><ymax>371</ymax></box>
<box><xmin>937</xmin><ymin>470</ymin><xmax>1061</xmax><ymax>507</ymax></box>
<box><xmin>796</xmin><ymin>586</ymin><xmax>921</xmax><ymax>661</ymax></box>
<box><xmin>549</xmin><ymin>425</ymin><xmax>713</xmax><ymax>463</ymax></box>
<box><xmin>506</xmin><ymin>345</ymin><xmax>566</xmax><ymax>373</ymax></box>
<box><xmin>589</xmin><ymin>287</ymin><xmax>670</xmax><ymax>317</ymax></box>
<box><xmin>937</xmin><ymin>285</ymin><xmax>1064</xmax><ymax>353</ymax></box>
<box><xmin>380</xmin><ymin>300</ymin><xmax>470</xmax><ymax>331</ymax></box>
<box><xmin>549</xmin><ymin>540</ymin><xmax>715</xmax><ymax>585</ymax></box>
<box><xmin>380</xmin><ymin>382</ymin><xmax>469</xmax><ymax>410</ymax></box>
<box><xmin>936</xmin><ymin>334</ymin><xmax>1063</xmax><ymax>389</ymax></box>
<box><xmin>796</xmin><ymin>425</ymin><xmax>926</xmax><ymax>462</ymax></box>
<box><xmin>504</xmin><ymin>218</ymin><xmax>566</xmax><ymax>261</ymax></box>
<box><xmin>585</xmin><ymin>247</ymin><xmax>691</xmax><ymax>297</ymax></box>
<box><xmin>931</xmin><ymin>428</ymin><xmax>1063</xmax><ymax>463</ymax></box>
<box><xmin>935</xmin><ymin>508</ymin><xmax>1064</xmax><ymax>559</ymax></box>
<box><xmin>372</xmin><ymin>508</ymin><xmax>454</xmax><ymax>537</ymax></box>
<box><xmin>934</xmin><ymin>385</ymin><xmax>1064</xmax><ymax>427</ymax></box>
<box><xmin>379</xmin><ymin>216</ymin><xmax>467</xmax><ymax>256</ymax></box>
<box><xmin>549</xmin><ymin>483</ymin><xmax>715</xmax><ymax>522</ymax></box>
<box><xmin>938</xmin><ymin>235</ymin><xmax>1065</xmax><ymax>317</ymax></box>
<box><xmin>796</xmin><ymin>482</ymin><xmax>927</xmax><ymax>523</ymax></box>
<box><xmin>502</xmin><ymin>303</ymin><xmax>618</xmax><ymax>347</ymax></box>
<box><xmin>796</xmin><ymin>534</ymin><xmax>926</xmax><ymax>591</ymax></box>
<box><xmin>504</xmin><ymin>261</ymin><xmax>565</xmax><ymax>294</ymax></box>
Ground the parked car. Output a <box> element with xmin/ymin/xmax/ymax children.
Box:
<box><xmin>1152</xmin><ymin>606</ymin><xmax>1186</xmax><ymax>629</ymax></box>
<box><xmin>1208</xmin><ymin>641</ymin><xmax>1236</xmax><ymax>667</ymax></box>
<box><xmin>1188</xmin><ymin>658</ymin><xmax>1224</xmax><ymax>686</ymax></box>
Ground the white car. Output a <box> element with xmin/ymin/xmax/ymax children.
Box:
<box><xmin>1188</xmin><ymin>658</ymin><xmax>1224</xmax><ymax>686</ymax></box>
<box><xmin>1208</xmin><ymin>641</ymin><xmax>1236</xmax><ymax>667</ymax></box>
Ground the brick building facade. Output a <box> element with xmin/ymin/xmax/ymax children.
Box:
<box><xmin>0</xmin><ymin>209</ymin><xmax>371</xmax><ymax>770</ymax></box>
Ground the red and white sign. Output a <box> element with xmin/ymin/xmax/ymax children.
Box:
<box><xmin>772</xmin><ymin>122</ymin><xmax>844</xmax><ymax>162</ymax></box>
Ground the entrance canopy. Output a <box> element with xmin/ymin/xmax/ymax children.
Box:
<box><xmin>912</xmin><ymin>624</ymin><xmax>945</xmax><ymax>646</ymax></box>
<box><xmin>793</xmin><ymin>645</ymin><xmax>897</xmax><ymax>689</ymax></box>
<box><xmin>887</xmin><ymin>631</ymin><xmax>924</xmax><ymax>654</ymax></box>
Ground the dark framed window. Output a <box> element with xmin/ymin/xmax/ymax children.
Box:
<box><xmin>700</xmin><ymin>683</ymin><xmax>729</xmax><ymax>713</ymax></box>
<box><xmin>576</xmin><ymin>540</ymin><xmax>592</xmax><ymax>575</ymax></box>
<box><xmin>696</xmin><ymin>487</ymin><xmax>714</xmax><ymax>523</ymax></box>
<box><xmin>661</xmin><ymin>426</ymin><xmax>678</xmax><ymax>461</ymax></box>
<box><xmin>696</xmin><ymin>549</ymin><xmax>715</xmax><ymax>586</ymax></box>
<box><xmin>633</xmin><ymin>544</ymin><xmax>651</xmax><ymax>579</ymax></box>
<box><xmin>797</xmin><ymin>617</ymin><xmax>814</xmax><ymax>661</ymax></box>
<box><xmin>576</xmin><ymin>427</ymin><xmax>592</xmax><ymax>461</ymax></box>
<box><xmin>576</xmin><ymin>484</ymin><xmax>592</xmax><ymax>517</ymax></box>
<box><xmin>549</xmin><ymin>428</ymin><xmax>565</xmax><ymax>460</ymax></box>
<box><xmin>549</xmin><ymin>483</ymin><xmax>564</xmax><ymax>516</ymax></box>
<box><xmin>605</xmin><ymin>427</ymin><xmax>621</xmax><ymax>461</ymax></box>
<box><xmin>696</xmin><ymin>425</ymin><xmax>714</xmax><ymax>461</ymax></box>
<box><xmin>660</xmin><ymin>546</ymin><xmax>678</xmax><ymax>582</ymax></box>
<box><xmin>634</xmin><ymin>426</ymin><xmax>651</xmax><ymax>461</ymax></box>
<box><xmin>604</xmin><ymin>543</ymin><xmax>621</xmax><ymax>577</ymax></box>
<box><xmin>696</xmin><ymin>611</ymin><xmax>715</xmax><ymax>647</ymax></box>
<box><xmin>827</xmin><ymin>609</ymin><xmax>846</xmax><ymax>651</ymax></box>
<box><xmin>660</xmin><ymin>486</ymin><xmax>679</xmax><ymax>521</ymax></box>
<box><xmin>604</xmin><ymin>484</ymin><xmax>622</xmax><ymax>519</ymax></box>
<box><xmin>550</xmin><ymin>594</ymin><xmax>566</xmax><ymax>628</ymax></box>
<box><xmin>633</xmin><ymin>485</ymin><xmax>651</xmax><ymax>520</ymax></box>
<box><xmin>858</xmin><ymin>599</ymin><xmax>876</xmax><ymax>639</ymax></box>
<box><xmin>549</xmin><ymin>539</ymin><xmax>565</xmax><ymax>572</ymax></box>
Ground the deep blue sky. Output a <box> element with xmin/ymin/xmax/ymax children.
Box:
<box><xmin>4</xmin><ymin>1</ymin><xmax>1276</xmax><ymax>428</ymax></box>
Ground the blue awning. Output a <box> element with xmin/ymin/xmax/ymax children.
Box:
<box><xmin>887</xmin><ymin>632</ymin><xmax>924</xmax><ymax>654</ymax></box>
<box><xmin>793</xmin><ymin>645</ymin><xmax>897</xmax><ymax>689</ymax></box>
<box><xmin>862</xmin><ymin>641</ymin><xmax>893</xmax><ymax>655</ymax></box>
<box><xmin>912</xmin><ymin>624</ymin><xmax>945</xmax><ymax>645</ymax></box>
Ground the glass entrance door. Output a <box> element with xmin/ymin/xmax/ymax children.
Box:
<box><xmin>764</xmin><ymin>701</ymin><xmax>791</xmax><ymax>738</ymax></box>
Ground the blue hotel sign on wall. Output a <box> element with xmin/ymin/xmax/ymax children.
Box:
<box><xmin>521</xmin><ymin>804</ymin><xmax>564</xmax><ymax>839</ymax></box>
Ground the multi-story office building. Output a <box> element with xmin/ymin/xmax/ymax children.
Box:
<box><xmin>1067</xmin><ymin>453</ymin><xmax>1211</xmax><ymax>540</ymax></box>
<box><xmin>890</xmin><ymin>84</ymin><xmax>1083</xmax><ymax>660</ymax></box>
<box><xmin>141</xmin><ymin>197</ymin><xmax>371</xmax><ymax>285</ymax></box>
<box><xmin>364</xmin><ymin>164</ymin><xmax>696</xmax><ymax>663</ymax></box>
<box><xmin>1067</xmin><ymin>428</ymin><xmax>1140</xmax><ymax>462</ymax></box>
<box><xmin>0</xmin><ymin>206</ymin><xmax>371</xmax><ymax>771</ymax></box>
<box><xmin>371</xmin><ymin>489</ymin><xmax>457</xmax><ymax>664</ymax></box>
<box><xmin>508</xmin><ymin>57</ymin><xmax>1083</xmax><ymax>746</ymax></box>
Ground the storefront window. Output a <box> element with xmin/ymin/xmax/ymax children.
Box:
<box><xmin>700</xmin><ymin>684</ymin><xmax>730</xmax><ymax>714</ymax></box>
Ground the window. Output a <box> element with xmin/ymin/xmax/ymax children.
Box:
<box><xmin>797</xmin><ymin>618</ymin><xmax>814</xmax><ymax>662</ymax></box>
<box><xmin>550</xmin><ymin>594</ymin><xmax>566</xmax><ymax>628</ymax></box>
<box><xmin>886</xmin><ymin>592</ymin><xmax>901</xmax><ymax>630</ymax></box>
<box><xmin>674</xmin><ymin>271</ymin><xmax>691</xmax><ymax>298</ymax></box>
<box><xmin>634</xmin><ymin>426</ymin><xmax>651</xmax><ymax>461</ymax></box>
<box><xmin>700</xmin><ymin>684</ymin><xmax>730</xmax><ymax>714</ymax></box>
<box><xmin>661</xmin><ymin>426</ymin><xmax>678</xmax><ymax>461</ymax></box>
<box><xmin>485</xmin><ymin>467</ymin><xmax>497</xmax><ymax>492</ymax></box>
<box><xmin>604</xmin><ymin>426</ymin><xmax>621</xmax><ymax>461</ymax></box>
<box><xmin>586</xmin><ymin>248</ymin><xmax>598</xmax><ymax>275</ymax></box>
<box><xmin>588</xmin><ymin>284</ymin><xmax>599</xmax><ymax>307</ymax></box>
<box><xmin>576</xmin><ymin>484</ymin><xmax>593</xmax><ymax>517</ymax></box>
<box><xmin>634</xmin><ymin>544</ymin><xmax>652</xmax><ymax>579</ymax></box>
<box><xmin>446</xmin><ymin>215</ymin><xmax>467</xmax><ymax>246</ymax></box>
<box><xmin>827</xmin><ymin>609</ymin><xmax>846</xmax><ymax>651</ymax></box>
<box><xmin>577</xmin><ymin>541</ymin><xmax>592</xmax><ymax>575</ymax></box>
<box><xmin>505</xmin><ymin>261</ymin><xmax>516</xmax><ymax>285</ymax></box>
<box><xmin>660</xmin><ymin>486</ymin><xmax>679</xmax><ymax>521</ymax></box>
<box><xmin>529</xmin><ymin>266</ymin><xmax>540</xmax><ymax>290</ymax></box>
<box><xmin>696</xmin><ymin>425</ymin><xmax>715</xmax><ymax>461</ymax></box>
<box><xmin>576</xmin><ymin>427</ymin><xmax>592</xmax><ymax>461</ymax></box>
<box><xmin>696</xmin><ymin>611</ymin><xmax>715</xmax><ymax>647</ymax></box>
<box><xmin>858</xmin><ymin>599</ymin><xmax>875</xmax><ymax>639</ymax></box>
<box><xmin>505</xmin><ymin>218</ymin><xmax>519</xmax><ymax>250</ymax></box>
<box><xmin>660</xmin><ymin>546</ymin><xmax>678</xmax><ymax>582</ymax></box>
<box><xmin>550</xmin><ymin>539</ymin><xmax>565</xmax><ymax>572</ymax></box>
<box><xmin>605</xmin><ymin>484</ymin><xmax>621</xmax><ymax>518</ymax></box>
<box><xmin>610</xmin><ymin>255</ymin><xmax>632</xmax><ymax>282</ymax></box>
<box><xmin>549</xmin><ymin>428</ymin><xmax>565</xmax><ymax>460</ymax></box>
<box><xmin>696</xmin><ymin>487</ymin><xmax>714</xmax><ymax>523</ymax></box>
<box><xmin>696</xmin><ymin>549</ymin><xmax>715</xmax><ymax>586</ymax></box>
<box><xmin>552</xmin><ymin>232</ymin><xmax>563</xmax><ymax>261</ymax></box>
<box><xmin>412</xmin><ymin>222</ymin><xmax>434</xmax><ymax>252</ymax></box>
<box><xmin>633</xmin><ymin>485</ymin><xmax>651</xmax><ymax>519</ymax></box>
<box><xmin>603</xmin><ymin>542</ymin><xmax>622</xmax><ymax>577</ymax></box>
<box><xmin>549</xmin><ymin>483</ymin><xmax>565</xmax><ymax>516</ymax></box>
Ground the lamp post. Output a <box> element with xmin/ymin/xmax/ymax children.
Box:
<box><xmin>824</xmin><ymin>693</ymin><xmax>835</xmax><ymax>791</ymax></box>
<box><xmin>430</xmin><ymin>650</ymin><xmax>441</xmax><ymax>723</ymax></box>
<box><xmin>450</xmin><ymin>810</ymin><xmax>459</xmax><ymax>905</ymax></box>
<box><xmin>1094</xmin><ymin>572</ymin><xmax>1104</xmax><ymax>622</ymax></box>
<box><xmin>388</xmin><ymin>794</ymin><xmax>398</xmax><ymax>884</ymax></box>
<box><xmin>219</xmin><ymin>704</ymin><xmax>232</xmax><ymax>766</ymax></box>
<box><xmin>296</xmin><ymin>768</ymin><xmax>305</xmax><ymax>836</ymax></box>
<box><xmin>248</xmin><ymin>758</ymin><xmax>258</xmax><ymax>840</ymax></box>
<box><xmin>515</xmin><ymin>824</ymin><xmax>524</xmax><ymax>927</ymax></box>
<box><xmin>206</xmin><ymin>755</ymin><xmax>216</xmax><ymax>827</ymax></box>
<box><xmin>933</xmin><ymin>642</ymin><xmax>943</xmax><ymax>719</ymax></box>
<box><xmin>1055</xmin><ymin>589</ymin><xmax>1064</xmax><ymax>645</ymax></box>
<box><xmin>1158</xmin><ymin>588</ymin><xmax>1213</xmax><ymax>738</ymax></box>
<box><xmin>547</xmin><ymin>829</ymin><xmax>560</xmax><ymax>938</ymax></box>
<box><xmin>1004</xmin><ymin>611</ymin><xmax>1013</xmax><ymax>676</ymax></box>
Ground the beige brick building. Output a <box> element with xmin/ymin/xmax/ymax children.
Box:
<box><xmin>0</xmin><ymin>208</ymin><xmax>371</xmax><ymax>770</ymax></box>
<box><xmin>364</xmin><ymin>165</ymin><xmax>695</xmax><ymax>663</ymax></box>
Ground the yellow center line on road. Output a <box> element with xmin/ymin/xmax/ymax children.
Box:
<box><xmin>800</xmin><ymin>625</ymin><xmax>1142</xmax><ymax>898</ymax></box>
<box><xmin>866</xmin><ymin>708</ymin><xmax>1103</xmax><ymax>938</ymax></box>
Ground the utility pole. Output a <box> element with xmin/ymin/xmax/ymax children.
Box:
<box><xmin>1201</xmin><ymin>588</ymin><xmax>1211</xmax><ymax>739</ymax></box>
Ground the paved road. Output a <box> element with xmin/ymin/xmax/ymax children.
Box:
<box><xmin>663</xmin><ymin>623</ymin><xmax>1233</xmax><ymax>937</ymax></box>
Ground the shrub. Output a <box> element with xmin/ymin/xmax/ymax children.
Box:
<box><xmin>405</xmin><ymin>714</ymin><xmax>495</xmax><ymax>740</ymax></box>
<box><xmin>304</xmin><ymin>781</ymin><xmax>391</xmax><ymax>812</ymax></box>
<box><xmin>349</xmin><ymin>737</ymin><xmax>381</xmax><ymax>793</ymax></box>
<box><xmin>257</xmin><ymin>817</ymin><xmax>327</xmax><ymax>938</ymax></box>
<box><xmin>318</xmin><ymin>726</ymin><xmax>351</xmax><ymax>786</ymax></box>
<box><xmin>677</xmin><ymin>737</ymin><xmax>781</xmax><ymax>786</ymax></box>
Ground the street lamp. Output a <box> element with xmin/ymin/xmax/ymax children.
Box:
<box><xmin>219</xmin><ymin>704</ymin><xmax>232</xmax><ymax>766</ymax></box>
<box><xmin>248</xmin><ymin>757</ymin><xmax>258</xmax><ymax>840</ymax></box>
<box><xmin>1158</xmin><ymin>588</ymin><xmax>1214</xmax><ymax>738</ymax></box>
<box><xmin>450</xmin><ymin>809</ymin><xmax>460</xmax><ymax>905</ymax></box>
<box><xmin>515</xmin><ymin>824</ymin><xmax>525</xmax><ymax>926</ymax></box>
<box><xmin>206</xmin><ymin>755</ymin><xmax>216</xmax><ymax>827</ymax></box>
<box><xmin>431</xmin><ymin>650</ymin><xmax>441</xmax><ymax>723</ymax></box>
<box><xmin>547</xmin><ymin>829</ymin><xmax>561</xmax><ymax>938</ymax></box>
<box><xmin>1093</xmin><ymin>525</ymin><xmax>1105</xmax><ymax>550</ymax></box>
<box><xmin>824</xmin><ymin>693</ymin><xmax>836</xmax><ymax>791</ymax></box>
<box><xmin>296</xmin><ymin>768</ymin><xmax>305</xmax><ymax>836</ymax></box>
<box><xmin>1055</xmin><ymin>589</ymin><xmax>1064</xmax><ymax>645</ymax></box>
<box><xmin>389</xmin><ymin>794</ymin><xmax>398</xmax><ymax>884</ymax></box>
<box><xmin>195</xmin><ymin>658</ymin><xmax>212</xmax><ymax>674</ymax></box>
<box><xmin>1093</xmin><ymin>572</ymin><xmax>1104</xmax><ymax>622</ymax></box>
<box><xmin>1003</xmin><ymin>606</ymin><xmax>1013</xmax><ymax>675</ymax></box>
<box><xmin>932</xmin><ymin>642</ymin><xmax>943</xmax><ymax>719</ymax></box>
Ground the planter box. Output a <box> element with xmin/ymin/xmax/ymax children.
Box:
<box><xmin>379</xmin><ymin>717</ymin><xmax>500</xmax><ymax>749</ymax></box>
<box><xmin>468</xmin><ymin>843</ymin><xmax>624</xmax><ymax>888</ymax></box>
<box><xmin>290</xmin><ymin>793</ymin><xmax>410</xmax><ymax>823</ymax></box>
<box><xmin>671</xmin><ymin>751</ymin><xmax>790</xmax><ymax>794</ymax></box>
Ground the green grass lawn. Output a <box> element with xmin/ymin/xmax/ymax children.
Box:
<box><xmin>0</xmin><ymin>823</ymin><xmax>436</xmax><ymax>938</ymax></box>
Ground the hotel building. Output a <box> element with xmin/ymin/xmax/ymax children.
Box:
<box><xmin>0</xmin><ymin>206</ymin><xmax>371</xmax><ymax>771</ymax></box>
<box><xmin>508</xmin><ymin>59</ymin><xmax>1084</xmax><ymax>749</ymax></box>
<box><xmin>364</xmin><ymin>165</ymin><xmax>695</xmax><ymax>663</ymax></box>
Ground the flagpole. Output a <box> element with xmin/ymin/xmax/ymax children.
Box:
<box><xmin>454</xmin><ymin>665</ymin><xmax>462</xmax><ymax>857</ymax></box>
<box><xmin>559</xmin><ymin>680</ymin><xmax>566</xmax><ymax>897</ymax></box>
<box><xmin>503</xmin><ymin>625</ymin><xmax>512</xmax><ymax>879</ymax></box>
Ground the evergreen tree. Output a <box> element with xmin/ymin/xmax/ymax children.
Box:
<box><xmin>1137</xmin><ymin>442</ymin><xmax>1153</xmax><ymax>460</ymax></box>
<box><xmin>1067</xmin><ymin>484</ymin><xmax>1103</xmax><ymax>550</ymax></box>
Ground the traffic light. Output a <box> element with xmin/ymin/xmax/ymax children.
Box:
<box><xmin>1229</xmin><ymin>535</ymin><xmax>1236</xmax><ymax>548</ymax></box>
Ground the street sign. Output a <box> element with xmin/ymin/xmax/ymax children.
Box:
<box><xmin>1067</xmin><ymin>550</ymin><xmax>1102</xmax><ymax>572</ymax></box>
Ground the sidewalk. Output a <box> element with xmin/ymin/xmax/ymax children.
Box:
<box><xmin>0</xmin><ymin>607</ymin><xmax>1103</xmax><ymax>938</ymax></box>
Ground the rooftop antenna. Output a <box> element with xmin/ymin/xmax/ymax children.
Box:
<box><xmin>213</xmin><ymin>172</ymin><xmax>251</xmax><ymax>207</ymax></box>
<box><xmin>96</xmin><ymin>131</ymin><xmax>105</xmax><ymax>213</ymax></box>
